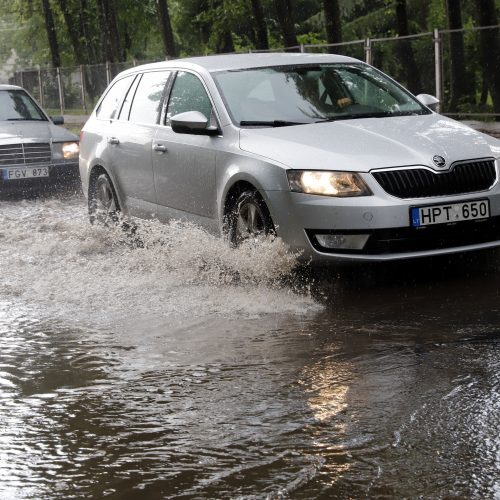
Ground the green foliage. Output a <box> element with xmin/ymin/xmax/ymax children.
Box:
<box><xmin>297</xmin><ymin>32</ymin><xmax>326</xmax><ymax>46</ymax></box>
<box><xmin>0</xmin><ymin>0</ymin><xmax>497</xmax><ymax>116</ymax></box>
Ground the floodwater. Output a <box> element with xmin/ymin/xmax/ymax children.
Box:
<box><xmin>1</xmin><ymin>194</ymin><xmax>500</xmax><ymax>499</ymax></box>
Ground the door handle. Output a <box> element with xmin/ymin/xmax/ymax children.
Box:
<box><xmin>153</xmin><ymin>144</ymin><xmax>167</xmax><ymax>153</ymax></box>
<box><xmin>108</xmin><ymin>137</ymin><xmax>120</xmax><ymax>145</ymax></box>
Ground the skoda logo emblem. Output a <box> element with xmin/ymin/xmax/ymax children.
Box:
<box><xmin>432</xmin><ymin>155</ymin><xmax>447</xmax><ymax>168</ymax></box>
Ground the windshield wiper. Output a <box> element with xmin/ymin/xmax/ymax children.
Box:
<box><xmin>239</xmin><ymin>120</ymin><xmax>308</xmax><ymax>127</ymax></box>
<box><xmin>316</xmin><ymin>112</ymin><xmax>392</xmax><ymax>123</ymax></box>
<box><xmin>315</xmin><ymin>110</ymin><xmax>421</xmax><ymax>123</ymax></box>
<box><xmin>7</xmin><ymin>118</ymin><xmax>45</xmax><ymax>121</ymax></box>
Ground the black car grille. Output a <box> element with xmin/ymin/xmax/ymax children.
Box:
<box><xmin>0</xmin><ymin>143</ymin><xmax>51</xmax><ymax>167</ymax></box>
<box><xmin>372</xmin><ymin>159</ymin><xmax>496</xmax><ymax>198</ymax></box>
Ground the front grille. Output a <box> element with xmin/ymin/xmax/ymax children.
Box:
<box><xmin>372</xmin><ymin>159</ymin><xmax>496</xmax><ymax>198</ymax></box>
<box><xmin>0</xmin><ymin>143</ymin><xmax>51</xmax><ymax>167</ymax></box>
<box><xmin>307</xmin><ymin>217</ymin><xmax>500</xmax><ymax>255</ymax></box>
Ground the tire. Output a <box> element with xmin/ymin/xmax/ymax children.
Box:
<box><xmin>88</xmin><ymin>173</ymin><xmax>120</xmax><ymax>226</ymax></box>
<box><xmin>227</xmin><ymin>190</ymin><xmax>275</xmax><ymax>246</ymax></box>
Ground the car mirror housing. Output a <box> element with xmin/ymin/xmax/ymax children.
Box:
<box><xmin>416</xmin><ymin>94</ymin><xmax>440</xmax><ymax>112</ymax></box>
<box><xmin>170</xmin><ymin>111</ymin><xmax>218</xmax><ymax>136</ymax></box>
<box><xmin>50</xmin><ymin>115</ymin><xmax>65</xmax><ymax>125</ymax></box>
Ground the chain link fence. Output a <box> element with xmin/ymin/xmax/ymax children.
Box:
<box><xmin>8</xmin><ymin>25</ymin><xmax>500</xmax><ymax>120</ymax></box>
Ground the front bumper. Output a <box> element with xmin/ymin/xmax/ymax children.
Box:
<box><xmin>0</xmin><ymin>163</ymin><xmax>80</xmax><ymax>194</ymax></box>
<box><xmin>264</xmin><ymin>188</ymin><xmax>500</xmax><ymax>262</ymax></box>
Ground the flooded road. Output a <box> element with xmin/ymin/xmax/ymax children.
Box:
<box><xmin>1</xmin><ymin>194</ymin><xmax>500</xmax><ymax>499</ymax></box>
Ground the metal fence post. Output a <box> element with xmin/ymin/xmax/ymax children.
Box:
<box><xmin>56</xmin><ymin>67</ymin><xmax>65</xmax><ymax>115</ymax></box>
<box><xmin>80</xmin><ymin>65</ymin><xmax>87</xmax><ymax>113</ymax></box>
<box><xmin>364</xmin><ymin>37</ymin><xmax>372</xmax><ymax>65</ymax></box>
<box><xmin>300</xmin><ymin>43</ymin><xmax>305</xmax><ymax>53</ymax></box>
<box><xmin>19</xmin><ymin>70</ymin><xmax>24</xmax><ymax>88</ymax></box>
<box><xmin>433</xmin><ymin>28</ymin><xmax>442</xmax><ymax>112</ymax></box>
<box><xmin>38</xmin><ymin>68</ymin><xmax>44</xmax><ymax>106</ymax></box>
<box><xmin>106</xmin><ymin>61</ymin><xmax>111</xmax><ymax>85</ymax></box>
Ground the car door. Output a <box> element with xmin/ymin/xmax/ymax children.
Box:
<box><xmin>108</xmin><ymin>70</ymin><xmax>171</xmax><ymax>214</ymax></box>
<box><xmin>152</xmin><ymin>70</ymin><xmax>217</xmax><ymax>220</ymax></box>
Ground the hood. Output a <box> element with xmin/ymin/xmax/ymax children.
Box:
<box><xmin>239</xmin><ymin>114</ymin><xmax>500</xmax><ymax>172</ymax></box>
<box><xmin>0</xmin><ymin>120</ymin><xmax>78</xmax><ymax>145</ymax></box>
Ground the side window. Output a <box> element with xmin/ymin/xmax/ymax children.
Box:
<box><xmin>128</xmin><ymin>71</ymin><xmax>171</xmax><ymax>125</ymax></box>
<box><xmin>96</xmin><ymin>76</ymin><xmax>134</xmax><ymax>120</ymax></box>
<box><xmin>166</xmin><ymin>72</ymin><xmax>212</xmax><ymax>124</ymax></box>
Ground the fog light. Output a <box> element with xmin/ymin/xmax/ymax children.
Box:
<box><xmin>316</xmin><ymin>233</ymin><xmax>370</xmax><ymax>250</ymax></box>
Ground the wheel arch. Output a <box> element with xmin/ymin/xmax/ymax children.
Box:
<box><xmin>221</xmin><ymin>174</ymin><xmax>271</xmax><ymax>219</ymax></box>
<box><xmin>219</xmin><ymin>166</ymin><xmax>286</xmax><ymax>234</ymax></box>
<box><xmin>87</xmin><ymin>164</ymin><xmax>126</xmax><ymax>214</ymax></box>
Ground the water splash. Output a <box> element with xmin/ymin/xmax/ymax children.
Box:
<box><xmin>0</xmin><ymin>196</ymin><xmax>320</xmax><ymax>327</ymax></box>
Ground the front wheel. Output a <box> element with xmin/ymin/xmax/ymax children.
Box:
<box><xmin>88</xmin><ymin>173</ymin><xmax>120</xmax><ymax>225</ymax></box>
<box><xmin>227</xmin><ymin>190</ymin><xmax>275</xmax><ymax>246</ymax></box>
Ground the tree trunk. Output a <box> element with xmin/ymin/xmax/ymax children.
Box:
<box><xmin>57</xmin><ymin>0</ymin><xmax>87</xmax><ymax>65</ymax></box>
<box><xmin>79</xmin><ymin>0</ymin><xmax>102</xmax><ymax>64</ymax></box>
<box><xmin>322</xmin><ymin>0</ymin><xmax>342</xmax><ymax>54</ymax></box>
<box><xmin>41</xmin><ymin>0</ymin><xmax>61</xmax><ymax>67</ymax></box>
<box><xmin>97</xmin><ymin>0</ymin><xmax>121</xmax><ymax>62</ymax></box>
<box><xmin>212</xmin><ymin>0</ymin><xmax>234</xmax><ymax>54</ymax></box>
<box><xmin>475</xmin><ymin>0</ymin><xmax>500</xmax><ymax>119</ymax></box>
<box><xmin>395</xmin><ymin>0</ymin><xmax>421</xmax><ymax>94</ymax></box>
<box><xmin>105</xmin><ymin>0</ymin><xmax>122</xmax><ymax>61</ymax></box>
<box><xmin>274</xmin><ymin>0</ymin><xmax>298</xmax><ymax>49</ymax></box>
<box><xmin>216</xmin><ymin>30</ymin><xmax>235</xmax><ymax>53</ymax></box>
<box><xmin>97</xmin><ymin>0</ymin><xmax>113</xmax><ymax>62</ymax></box>
<box><xmin>157</xmin><ymin>0</ymin><xmax>177</xmax><ymax>58</ymax></box>
<box><xmin>445</xmin><ymin>0</ymin><xmax>473</xmax><ymax>110</ymax></box>
<box><xmin>251</xmin><ymin>0</ymin><xmax>269</xmax><ymax>50</ymax></box>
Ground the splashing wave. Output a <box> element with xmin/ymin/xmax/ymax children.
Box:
<box><xmin>0</xmin><ymin>196</ymin><xmax>320</xmax><ymax>326</ymax></box>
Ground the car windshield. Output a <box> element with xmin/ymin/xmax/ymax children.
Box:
<box><xmin>0</xmin><ymin>90</ymin><xmax>46</xmax><ymax>121</ymax></box>
<box><xmin>213</xmin><ymin>63</ymin><xmax>430</xmax><ymax>127</ymax></box>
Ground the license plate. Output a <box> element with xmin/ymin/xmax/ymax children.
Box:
<box><xmin>411</xmin><ymin>199</ymin><xmax>490</xmax><ymax>227</ymax></box>
<box><xmin>2</xmin><ymin>166</ymin><xmax>49</xmax><ymax>180</ymax></box>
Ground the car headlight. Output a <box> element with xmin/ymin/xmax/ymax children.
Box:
<box><xmin>52</xmin><ymin>141</ymin><xmax>79</xmax><ymax>160</ymax></box>
<box><xmin>287</xmin><ymin>170</ymin><xmax>372</xmax><ymax>197</ymax></box>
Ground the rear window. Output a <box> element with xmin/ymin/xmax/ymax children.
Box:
<box><xmin>96</xmin><ymin>76</ymin><xmax>134</xmax><ymax>120</ymax></box>
<box><xmin>0</xmin><ymin>90</ymin><xmax>46</xmax><ymax>121</ymax></box>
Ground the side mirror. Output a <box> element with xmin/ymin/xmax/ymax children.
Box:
<box><xmin>51</xmin><ymin>115</ymin><xmax>65</xmax><ymax>125</ymax></box>
<box><xmin>416</xmin><ymin>94</ymin><xmax>440</xmax><ymax>112</ymax></box>
<box><xmin>170</xmin><ymin>111</ymin><xmax>218</xmax><ymax>136</ymax></box>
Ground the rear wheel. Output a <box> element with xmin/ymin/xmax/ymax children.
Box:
<box><xmin>227</xmin><ymin>190</ymin><xmax>275</xmax><ymax>246</ymax></box>
<box><xmin>89</xmin><ymin>173</ymin><xmax>120</xmax><ymax>225</ymax></box>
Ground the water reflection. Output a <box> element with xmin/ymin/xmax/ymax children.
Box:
<box><xmin>303</xmin><ymin>361</ymin><xmax>350</xmax><ymax>423</ymax></box>
<box><xmin>2</xmin><ymin>282</ymin><xmax>500</xmax><ymax>498</ymax></box>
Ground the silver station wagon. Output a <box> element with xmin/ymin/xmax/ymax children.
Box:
<box><xmin>79</xmin><ymin>53</ymin><xmax>500</xmax><ymax>261</ymax></box>
<box><xmin>0</xmin><ymin>84</ymin><xmax>80</xmax><ymax>195</ymax></box>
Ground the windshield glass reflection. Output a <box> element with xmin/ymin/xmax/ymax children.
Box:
<box><xmin>0</xmin><ymin>90</ymin><xmax>46</xmax><ymax>122</ymax></box>
<box><xmin>213</xmin><ymin>63</ymin><xmax>429</xmax><ymax>127</ymax></box>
